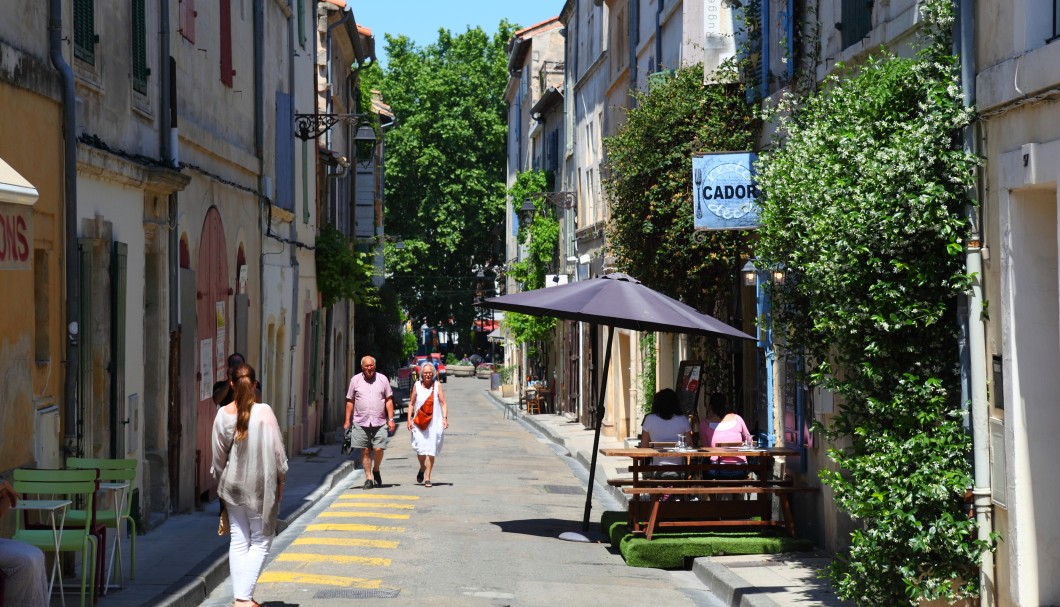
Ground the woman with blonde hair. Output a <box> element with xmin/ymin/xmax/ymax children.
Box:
<box><xmin>211</xmin><ymin>363</ymin><xmax>288</xmax><ymax>607</ymax></box>
<box><xmin>408</xmin><ymin>361</ymin><xmax>449</xmax><ymax>487</ymax></box>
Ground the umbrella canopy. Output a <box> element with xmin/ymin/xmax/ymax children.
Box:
<box><xmin>476</xmin><ymin>273</ymin><xmax>754</xmax><ymax>533</ymax></box>
<box><xmin>477</xmin><ymin>273</ymin><xmax>754</xmax><ymax>341</ymax></box>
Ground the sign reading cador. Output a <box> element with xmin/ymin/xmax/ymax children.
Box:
<box><xmin>692</xmin><ymin>152</ymin><xmax>760</xmax><ymax>230</ymax></box>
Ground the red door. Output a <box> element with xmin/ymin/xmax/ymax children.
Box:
<box><xmin>196</xmin><ymin>207</ymin><xmax>230</xmax><ymax>498</ymax></box>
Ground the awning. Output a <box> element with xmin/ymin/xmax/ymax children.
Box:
<box><xmin>0</xmin><ymin>157</ymin><xmax>39</xmax><ymax>206</ymax></box>
<box><xmin>487</xmin><ymin>328</ymin><xmax>504</xmax><ymax>342</ymax></box>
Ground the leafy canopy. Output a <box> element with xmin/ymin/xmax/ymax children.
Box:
<box><xmin>364</xmin><ymin>22</ymin><xmax>516</xmax><ymax>334</ymax></box>
<box><xmin>504</xmin><ymin>170</ymin><xmax>557</xmax><ymax>347</ymax></box>
<box><xmin>754</xmin><ymin>0</ymin><xmax>990</xmax><ymax>603</ymax></box>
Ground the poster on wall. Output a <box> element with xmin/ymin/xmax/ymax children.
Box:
<box><xmin>215</xmin><ymin>302</ymin><xmax>227</xmax><ymax>382</ymax></box>
<box><xmin>675</xmin><ymin>360</ymin><xmax>704</xmax><ymax>415</ymax></box>
<box><xmin>199</xmin><ymin>338</ymin><xmax>213</xmax><ymax>401</ymax></box>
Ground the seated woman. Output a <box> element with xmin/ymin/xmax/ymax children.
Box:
<box><xmin>640</xmin><ymin>389</ymin><xmax>691</xmax><ymax>479</ymax></box>
<box><xmin>699</xmin><ymin>393</ymin><xmax>753</xmax><ymax>480</ymax></box>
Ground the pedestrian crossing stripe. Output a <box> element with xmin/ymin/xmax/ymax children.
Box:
<box><xmin>319</xmin><ymin>511</ymin><xmax>410</xmax><ymax>520</ymax></box>
<box><xmin>276</xmin><ymin>552</ymin><xmax>392</xmax><ymax>567</ymax></box>
<box><xmin>292</xmin><ymin>537</ymin><xmax>399</xmax><ymax>549</ymax></box>
<box><xmin>339</xmin><ymin>493</ymin><xmax>419</xmax><ymax>500</ymax></box>
<box><xmin>331</xmin><ymin>501</ymin><xmax>416</xmax><ymax>510</ymax></box>
<box><xmin>257</xmin><ymin>571</ymin><xmax>382</xmax><ymax>588</ymax></box>
<box><xmin>306</xmin><ymin>523</ymin><xmax>405</xmax><ymax>533</ymax></box>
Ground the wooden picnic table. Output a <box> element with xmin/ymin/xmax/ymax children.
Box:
<box><xmin>599</xmin><ymin>445</ymin><xmax>814</xmax><ymax>540</ymax></box>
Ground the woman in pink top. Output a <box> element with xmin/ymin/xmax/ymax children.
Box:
<box><xmin>699</xmin><ymin>393</ymin><xmax>753</xmax><ymax>479</ymax></box>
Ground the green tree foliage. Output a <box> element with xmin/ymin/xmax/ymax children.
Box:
<box><xmin>363</xmin><ymin>23</ymin><xmax>515</xmax><ymax>336</ymax></box>
<box><xmin>315</xmin><ymin>223</ymin><xmax>378</xmax><ymax>308</ymax></box>
<box><xmin>603</xmin><ymin>63</ymin><xmax>758</xmax><ymax>388</ymax></box>
<box><xmin>352</xmin><ymin>284</ymin><xmax>405</xmax><ymax>377</ymax></box>
<box><xmin>755</xmin><ymin>1</ymin><xmax>990</xmax><ymax>603</ymax></box>
<box><xmin>504</xmin><ymin>170</ymin><xmax>557</xmax><ymax>348</ymax></box>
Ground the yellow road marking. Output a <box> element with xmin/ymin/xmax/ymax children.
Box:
<box><xmin>276</xmin><ymin>552</ymin><xmax>391</xmax><ymax>567</ymax></box>
<box><xmin>306</xmin><ymin>523</ymin><xmax>404</xmax><ymax>533</ymax></box>
<box><xmin>319</xmin><ymin>511</ymin><xmax>409</xmax><ymax>520</ymax></box>
<box><xmin>257</xmin><ymin>571</ymin><xmax>381</xmax><ymax>588</ymax></box>
<box><xmin>331</xmin><ymin>501</ymin><xmax>415</xmax><ymax>510</ymax></box>
<box><xmin>293</xmin><ymin>537</ymin><xmax>399</xmax><ymax>549</ymax></box>
<box><xmin>339</xmin><ymin>493</ymin><xmax>419</xmax><ymax>501</ymax></box>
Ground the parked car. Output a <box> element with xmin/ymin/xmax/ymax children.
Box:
<box><xmin>411</xmin><ymin>354</ymin><xmax>446</xmax><ymax>382</ymax></box>
<box><xmin>431</xmin><ymin>353</ymin><xmax>447</xmax><ymax>383</ymax></box>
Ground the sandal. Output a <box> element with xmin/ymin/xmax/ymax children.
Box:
<box><xmin>424</xmin><ymin>480</ymin><xmax>433</xmax><ymax>488</ymax></box>
<box><xmin>416</xmin><ymin>469</ymin><xmax>425</xmax><ymax>484</ymax></box>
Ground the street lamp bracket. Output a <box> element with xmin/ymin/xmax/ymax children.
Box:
<box><xmin>294</xmin><ymin>113</ymin><xmax>373</xmax><ymax>141</ymax></box>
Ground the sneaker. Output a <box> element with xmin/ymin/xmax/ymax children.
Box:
<box><xmin>373</xmin><ymin>470</ymin><xmax>382</xmax><ymax>486</ymax></box>
<box><xmin>363</xmin><ymin>478</ymin><xmax>374</xmax><ymax>489</ymax></box>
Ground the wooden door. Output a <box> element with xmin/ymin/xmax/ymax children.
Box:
<box><xmin>195</xmin><ymin>208</ymin><xmax>229</xmax><ymax>499</ymax></box>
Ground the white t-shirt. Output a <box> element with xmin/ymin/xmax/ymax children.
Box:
<box><xmin>641</xmin><ymin>413</ymin><xmax>691</xmax><ymax>465</ymax></box>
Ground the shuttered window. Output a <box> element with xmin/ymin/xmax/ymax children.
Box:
<box><xmin>275</xmin><ymin>91</ymin><xmax>295</xmax><ymax>211</ymax></box>
<box><xmin>74</xmin><ymin>0</ymin><xmax>96</xmax><ymax>65</ymax></box>
<box><xmin>297</xmin><ymin>0</ymin><xmax>306</xmax><ymax>48</ymax></box>
<box><xmin>132</xmin><ymin>0</ymin><xmax>149</xmax><ymax>94</ymax></box>
<box><xmin>1053</xmin><ymin>0</ymin><xmax>1060</xmax><ymax>41</ymax></box>
<box><xmin>839</xmin><ymin>0</ymin><xmax>873</xmax><ymax>50</ymax></box>
<box><xmin>220</xmin><ymin>0</ymin><xmax>233</xmax><ymax>87</ymax></box>
<box><xmin>179</xmin><ymin>0</ymin><xmax>196</xmax><ymax>43</ymax></box>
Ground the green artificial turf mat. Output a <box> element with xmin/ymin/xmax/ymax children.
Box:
<box><xmin>600</xmin><ymin>510</ymin><xmax>814</xmax><ymax>568</ymax></box>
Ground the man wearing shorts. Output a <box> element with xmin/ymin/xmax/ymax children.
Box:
<box><xmin>344</xmin><ymin>356</ymin><xmax>396</xmax><ymax>489</ymax></box>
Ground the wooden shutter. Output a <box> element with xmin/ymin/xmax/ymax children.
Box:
<box><xmin>132</xmin><ymin>0</ymin><xmax>149</xmax><ymax>94</ymax></box>
<box><xmin>74</xmin><ymin>0</ymin><xmax>96</xmax><ymax>64</ymax></box>
<box><xmin>309</xmin><ymin>310</ymin><xmax>321</xmax><ymax>401</ymax></box>
<box><xmin>220</xmin><ymin>0</ymin><xmax>233</xmax><ymax>87</ymax></box>
<box><xmin>110</xmin><ymin>242</ymin><xmax>128</xmax><ymax>457</ymax></box>
<box><xmin>839</xmin><ymin>0</ymin><xmax>872</xmax><ymax>50</ymax></box>
<box><xmin>275</xmin><ymin>91</ymin><xmax>295</xmax><ymax>211</ymax></box>
<box><xmin>179</xmin><ymin>0</ymin><xmax>196</xmax><ymax>43</ymax></box>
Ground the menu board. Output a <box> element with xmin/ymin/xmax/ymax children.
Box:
<box><xmin>675</xmin><ymin>360</ymin><xmax>704</xmax><ymax>415</ymax></box>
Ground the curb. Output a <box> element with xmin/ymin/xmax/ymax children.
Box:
<box><xmin>691</xmin><ymin>559</ymin><xmax>785</xmax><ymax>607</ymax></box>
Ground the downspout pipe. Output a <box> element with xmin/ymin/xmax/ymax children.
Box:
<box><xmin>957</xmin><ymin>0</ymin><xmax>994</xmax><ymax>603</ymax></box>
<box><xmin>51</xmin><ymin>0</ymin><xmax>79</xmax><ymax>445</ymax></box>
<box><xmin>255</xmin><ymin>0</ymin><xmax>265</xmax><ymax>373</ymax></box>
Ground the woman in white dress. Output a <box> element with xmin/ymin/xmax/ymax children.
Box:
<box><xmin>407</xmin><ymin>362</ymin><xmax>449</xmax><ymax>487</ymax></box>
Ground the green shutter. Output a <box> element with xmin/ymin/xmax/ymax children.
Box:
<box><xmin>309</xmin><ymin>310</ymin><xmax>321</xmax><ymax>401</ymax></box>
<box><xmin>297</xmin><ymin>0</ymin><xmax>306</xmax><ymax>47</ymax></box>
<box><xmin>839</xmin><ymin>0</ymin><xmax>873</xmax><ymax>50</ymax></box>
<box><xmin>74</xmin><ymin>0</ymin><xmax>96</xmax><ymax>65</ymax></box>
<box><xmin>132</xmin><ymin>0</ymin><xmax>149</xmax><ymax>94</ymax></box>
<box><xmin>110</xmin><ymin>242</ymin><xmax>128</xmax><ymax>457</ymax></box>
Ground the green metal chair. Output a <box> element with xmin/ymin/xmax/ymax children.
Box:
<box><xmin>66</xmin><ymin>458</ymin><xmax>138</xmax><ymax>587</ymax></box>
<box><xmin>12</xmin><ymin>468</ymin><xmax>100</xmax><ymax>607</ymax></box>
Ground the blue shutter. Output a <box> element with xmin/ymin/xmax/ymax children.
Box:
<box><xmin>275</xmin><ymin>91</ymin><xmax>294</xmax><ymax>211</ymax></box>
<box><xmin>839</xmin><ymin>0</ymin><xmax>873</xmax><ymax>50</ymax></box>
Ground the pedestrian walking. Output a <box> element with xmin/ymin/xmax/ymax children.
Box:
<box><xmin>211</xmin><ymin>363</ymin><xmax>288</xmax><ymax>607</ymax></box>
<box><xmin>212</xmin><ymin>352</ymin><xmax>262</xmax><ymax>406</ymax></box>
<box><xmin>343</xmin><ymin>355</ymin><xmax>396</xmax><ymax>489</ymax></box>
<box><xmin>408</xmin><ymin>361</ymin><xmax>449</xmax><ymax>487</ymax></box>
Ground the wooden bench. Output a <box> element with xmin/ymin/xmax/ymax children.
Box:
<box><xmin>621</xmin><ymin>484</ymin><xmax>818</xmax><ymax>540</ymax></box>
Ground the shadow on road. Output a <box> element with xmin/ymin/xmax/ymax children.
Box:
<box><xmin>491</xmin><ymin>518</ymin><xmax>609</xmax><ymax>542</ymax></box>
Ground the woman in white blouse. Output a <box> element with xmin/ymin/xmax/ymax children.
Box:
<box><xmin>211</xmin><ymin>364</ymin><xmax>288</xmax><ymax>607</ymax></box>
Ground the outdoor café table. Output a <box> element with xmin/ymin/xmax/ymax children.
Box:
<box><xmin>13</xmin><ymin>498</ymin><xmax>72</xmax><ymax>604</ymax></box>
<box><xmin>599</xmin><ymin>446</ymin><xmax>806</xmax><ymax>540</ymax></box>
<box><xmin>99</xmin><ymin>480</ymin><xmax>130</xmax><ymax>593</ymax></box>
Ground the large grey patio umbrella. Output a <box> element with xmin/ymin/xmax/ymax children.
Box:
<box><xmin>476</xmin><ymin>273</ymin><xmax>755</xmax><ymax>533</ymax></box>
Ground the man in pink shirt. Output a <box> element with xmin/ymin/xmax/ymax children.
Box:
<box><xmin>344</xmin><ymin>356</ymin><xmax>396</xmax><ymax>489</ymax></box>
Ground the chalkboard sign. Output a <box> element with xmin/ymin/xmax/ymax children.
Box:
<box><xmin>675</xmin><ymin>360</ymin><xmax>704</xmax><ymax>415</ymax></box>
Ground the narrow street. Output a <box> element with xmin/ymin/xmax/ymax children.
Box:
<box><xmin>200</xmin><ymin>376</ymin><xmax>724</xmax><ymax>606</ymax></box>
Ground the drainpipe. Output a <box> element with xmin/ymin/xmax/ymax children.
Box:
<box><xmin>254</xmin><ymin>0</ymin><xmax>265</xmax><ymax>373</ymax></box>
<box><xmin>51</xmin><ymin>0</ymin><xmax>79</xmax><ymax>449</ymax></box>
<box><xmin>655</xmin><ymin>0</ymin><xmax>663</xmax><ymax>69</ymax></box>
<box><xmin>286</xmin><ymin>0</ymin><xmax>299</xmax><ymax>451</ymax></box>
<box><xmin>957</xmin><ymin>0</ymin><xmax>994</xmax><ymax>603</ymax></box>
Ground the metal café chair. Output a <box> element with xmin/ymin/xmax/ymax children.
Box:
<box><xmin>66</xmin><ymin>458</ymin><xmax>138</xmax><ymax>590</ymax></box>
<box><xmin>12</xmin><ymin>468</ymin><xmax>100</xmax><ymax>607</ymax></box>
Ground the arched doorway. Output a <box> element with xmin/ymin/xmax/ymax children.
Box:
<box><xmin>196</xmin><ymin>207</ymin><xmax>229</xmax><ymax>500</ymax></box>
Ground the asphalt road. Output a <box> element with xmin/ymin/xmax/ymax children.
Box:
<box><xmin>200</xmin><ymin>376</ymin><xmax>725</xmax><ymax>606</ymax></box>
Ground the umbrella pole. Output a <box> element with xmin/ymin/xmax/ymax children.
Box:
<box><xmin>582</xmin><ymin>325</ymin><xmax>615</xmax><ymax>532</ymax></box>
